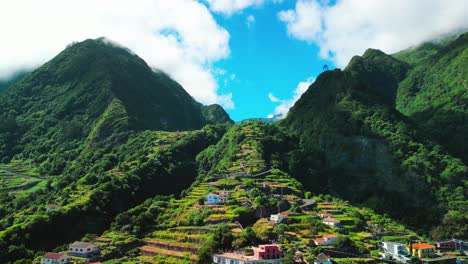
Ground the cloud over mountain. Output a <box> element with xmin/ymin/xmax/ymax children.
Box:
<box><xmin>279</xmin><ymin>0</ymin><xmax>468</xmax><ymax>67</ymax></box>
<box><xmin>0</xmin><ymin>0</ymin><xmax>234</xmax><ymax>108</ymax></box>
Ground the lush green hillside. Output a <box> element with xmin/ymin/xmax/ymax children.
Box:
<box><xmin>283</xmin><ymin>43</ymin><xmax>467</xmax><ymax>239</ymax></box>
<box><xmin>0</xmin><ymin>71</ymin><xmax>28</xmax><ymax>94</ymax></box>
<box><xmin>40</xmin><ymin>121</ymin><xmax>420</xmax><ymax>264</ymax></box>
<box><xmin>0</xmin><ymin>38</ymin><xmax>233</xmax><ymax>262</ymax></box>
<box><xmin>201</xmin><ymin>104</ymin><xmax>234</xmax><ymax>125</ymax></box>
<box><xmin>394</xmin><ymin>33</ymin><xmax>468</xmax><ymax>162</ymax></box>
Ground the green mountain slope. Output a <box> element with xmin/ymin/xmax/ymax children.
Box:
<box><xmin>394</xmin><ymin>33</ymin><xmax>468</xmax><ymax>161</ymax></box>
<box><xmin>0</xmin><ymin>38</ymin><xmax>232</xmax><ymax>262</ymax></box>
<box><xmin>0</xmin><ymin>37</ymin><xmax>231</xmax><ymax>169</ymax></box>
<box><xmin>201</xmin><ymin>104</ymin><xmax>234</xmax><ymax>125</ymax></box>
<box><xmin>284</xmin><ymin>46</ymin><xmax>467</xmax><ymax>238</ymax></box>
<box><xmin>46</xmin><ymin>121</ymin><xmax>421</xmax><ymax>264</ymax></box>
<box><xmin>0</xmin><ymin>71</ymin><xmax>28</xmax><ymax>94</ymax></box>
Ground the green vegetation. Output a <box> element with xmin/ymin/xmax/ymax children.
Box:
<box><xmin>0</xmin><ymin>32</ymin><xmax>466</xmax><ymax>263</ymax></box>
<box><xmin>395</xmin><ymin>33</ymin><xmax>468</xmax><ymax>162</ymax></box>
<box><xmin>0</xmin><ymin>38</ymin><xmax>231</xmax><ymax>263</ymax></box>
<box><xmin>284</xmin><ymin>33</ymin><xmax>467</xmax><ymax>239</ymax></box>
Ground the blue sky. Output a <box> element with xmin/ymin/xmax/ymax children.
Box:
<box><xmin>212</xmin><ymin>2</ymin><xmax>334</xmax><ymax>121</ymax></box>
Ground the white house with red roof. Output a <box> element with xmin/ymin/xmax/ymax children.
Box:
<box><xmin>41</xmin><ymin>252</ymin><xmax>70</xmax><ymax>264</ymax></box>
<box><xmin>313</xmin><ymin>234</ymin><xmax>339</xmax><ymax>246</ymax></box>
<box><xmin>46</xmin><ymin>205</ymin><xmax>61</xmax><ymax>212</ymax></box>
<box><xmin>270</xmin><ymin>212</ymin><xmax>288</xmax><ymax>223</ymax></box>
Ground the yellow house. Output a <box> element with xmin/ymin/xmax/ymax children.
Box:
<box><xmin>406</xmin><ymin>243</ymin><xmax>436</xmax><ymax>258</ymax></box>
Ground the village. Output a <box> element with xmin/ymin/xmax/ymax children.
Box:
<box><xmin>38</xmin><ymin>124</ymin><xmax>467</xmax><ymax>264</ymax></box>
<box><xmin>39</xmin><ymin>168</ymin><xmax>468</xmax><ymax>264</ymax></box>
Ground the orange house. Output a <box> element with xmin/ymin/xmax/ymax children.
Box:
<box><xmin>406</xmin><ymin>243</ymin><xmax>435</xmax><ymax>258</ymax></box>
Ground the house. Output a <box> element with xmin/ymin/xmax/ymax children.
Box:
<box><xmin>207</xmin><ymin>193</ymin><xmax>221</xmax><ymax>204</ymax></box>
<box><xmin>436</xmin><ymin>239</ymin><xmax>468</xmax><ymax>252</ymax></box>
<box><xmin>252</xmin><ymin>244</ymin><xmax>283</xmax><ymax>263</ymax></box>
<box><xmin>219</xmin><ymin>189</ymin><xmax>229</xmax><ymax>202</ymax></box>
<box><xmin>313</xmin><ymin>234</ymin><xmax>339</xmax><ymax>246</ymax></box>
<box><xmin>319</xmin><ymin>213</ymin><xmax>331</xmax><ymax>219</ymax></box>
<box><xmin>41</xmin><ymin>252</ymin><xmax>70</xmax><ymax>264</ymax></box>
<box><xmin>270</xmin><ymin>212</ymin><xmax>288</xmax><ymax>224</ymax></box>
<box><xmin>213</xmin><ymin>252</ymin><xmax>260</xmax><ymax>264</ymax></box>
<box><xmin>314</xmin><ymin>253</ymin><xmax>332</xmax><ymax>264</ymax></box>
<box><xmin>407</xmin><ymin>243</ymin><xmax>436</xmax><ymax>258</ymax></box>
<box><xmin>381</xmin><ymin>241</ymin><xmax>410</xmax><ymax>262</ymax></box>
<box><xmin>322</xmin><ymin>217</ymin><xmax>340</xmax><ymax>227</ymax></box>
<box><xmin>69</xmin><ymin>241</ymin><xmax>99</xmax><ymax>258</ymax></box>
<box><xmin>46</xmin><ymin>205</ymin><xmax>60</xmax><ymax>212</ymax></box>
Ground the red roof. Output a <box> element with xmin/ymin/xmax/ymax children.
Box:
<box><xmin>43</xmin><ymin>252</ymin><xmax>65</xmax><ymax>259</ymax></box>
<box><xmin>280</xmin><ymin>212</ymin><xmax>289</xmax><ymax>216</ymax></box>
<box><xmin>324</xmin><ymin>234</ymin><xmax>338</xmax><ymax>238</ymax></box>
<box><xmin>412</xmin><ymin>243</ymin><xmax>435</xmax><ymax>249</ymax></box>
<box><xmin>314</xmin><ymin>238</ymin><xmax>326</xmax><ymax>243</ymax></box>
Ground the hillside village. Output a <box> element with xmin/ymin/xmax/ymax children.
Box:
<box><xmin>27</xmin><ymin>122</ymin><xmax>467</xmax><ymax>264</ymax></box>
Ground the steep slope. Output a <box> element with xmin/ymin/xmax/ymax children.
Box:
<box><xmin>201</xmin><ymin>104</ymin><xmax>234</xmax><ymax>125</ymax></box>
<box><xmin>0</xmin><ymin>37</ymin><xmax>231</xmax><ymax>169</ymax></box>
<box><xmin>394</xmin><ymin>33</ymin><xmax>468</xmax><ymax>161</ymax></box>
<box><xmin>0</xmin><ymin>71</ymin><xmax>28</xmax><ymax>94</ymax></box>
<box><xmin>53</xmin><ymin>121</ymin><xmax>421</xmax><ymax>264</ymax></box>
<box><xmin>0</xmin><ymin>38</ymin><xmax>233</xmax><ymax>262</ymax></box>
<box><xmin>284</xmin><ymin>49</ymin><xmax>467</xmax><ymax>239</ymax></box>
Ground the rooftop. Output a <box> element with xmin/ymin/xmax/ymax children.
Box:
<box><xmin>70</xmin><ymin>241</ymin><xmax>96</xmax><ymax>248</ymax></box>
<box><xmin>214</xmin><ymin>252</ymin><xmax>258</xmax><ymax>261</ymax></box>
<box><xmin>315</xmin><ymin>253</ymin><xmax>330</xmax><ymax>262</ymax></box>
<box><xmin>43</xmin><ymin>252</ymin><xmax>66</xmax><ymax>259</ymax></box>
<box><xmin>411</xmin><ymin>243</ymin><xmax>436</xmax><ymax>249</ymax></box>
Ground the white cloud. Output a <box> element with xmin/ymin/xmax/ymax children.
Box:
<box><xmin>206</xmin><ymin>0</ymin><xmax>283</xmax><ymax>15</ymax></box>
<box><xmin>268</xmin><ymin>93</ymin><xmax>280</xmax><ymax>102</ymax></box>
<box><xmin>0</xmin><ymin>0</ymin><xmax>234</xmax><ymax>109</ymax></box>
<box><xmin>268</xmin><ymin>77</ymin><xmax>314</xmax><ymax>118</ymax></box>
<box><xmin>278</xmin><ymin>0</ymin><xmax>468</xmax><ymax>67</ymax></box>
<box><xmin>246</xmin><ymin>15</ymin><xmax>256</xmax><ymax>28</ymax></box>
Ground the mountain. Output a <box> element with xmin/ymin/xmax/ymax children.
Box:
<box><xmin>0</xmin><ymin>37</ymin><xmax>232</xmax><ymax>165</ymax></box>
<box><xmin>394</xmin><ymin>33</ymin><xmax>468</xmax><ymax>162</ymax></box>
<box><xmin>0</xmin><ymin>38</ymin><xmax>232</xmax><ymax>262</ymax></box>
<box><xmin>0</xmin><ymin>71</ymin><xmax>28</xmax><ymax>93</ymax></box>
<box><xmin>283</xmin><ymin>34</ymin><xmax>467</xmax><ymax>238</ymax></box>
<box><xmin>1</xmin><ymin>33</ymin><xmax>467</xmax><ymax>263</ymax></box>
<box><xmin>201</xmin><ymin>104</ymin><xmax>233</xmax><ymax>125</ymax></box>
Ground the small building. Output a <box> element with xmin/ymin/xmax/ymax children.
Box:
<box><xmin>252</xmin><ymin>244</ymin><xmax>283</xmax><ymax>263</ymax></box>
<box><xmin>381</xmin><ymin>241</ymin><xmax>410</xmax><ymax>262</ymax></box>
<box><xmin>219</xmin><ymin>189</ymin><xmax>229</xmax><ymax>202</ymax></box>
<box><xmin>207</xmin><ymin>193</ymin><xmax>221</xmax><ymax>204</ymax></box>
<box><xmin>314</xmin><ymin>234</ymin><xmax>339</xmax><ymax>246</ymax></box>
<box><xmin>322</xmin><ymin>217</ymin><xmax>340</xmax><ymax>227</ymax></box>
<box><xmin>213</xmin><ymin>252</ymin><xmax>260</xmax><ymax>264</ymax></box>
<box><xmin>314</xmin><ymin>253</ymin><xmax>332</xmax><ymax>264</ymax></box>
<box><xmin>407</xmin><ymin>243</ymin><xmax>436</xmax><ymax>258</ymax></box>
<box><xmin>46</xmin><ymin>205</ymin><xmax>60</xmax><ymax>212</ymax></box>
<box><xmin>270</xmin><ymin>212</ymin><xmax>288</xmax><ymax>224</ymax></box>
<box><xmin>436</xmin><ymin>239</ymin><xmax>468</xmax><ymax>252</ymax></box>
<box><xmin>319</xmin><ymin>213</ymin><xmax>331</xmax><ymax>219</ymax></box>
<box><xmin>69</xmin><ymin>241</ymin><xmax>99</xmax><ymax>258</ymax></box>
<box><xmin>41</xmin><ymin>252</ymin><xmax>70</xmax><ymax>264</ymax></box>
